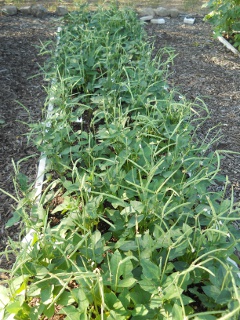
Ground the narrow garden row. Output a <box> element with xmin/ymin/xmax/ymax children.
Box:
<box><xmin>1</xmin><ymin>4</ymin><xmax>239</xmax><ymax>319</ymax></box>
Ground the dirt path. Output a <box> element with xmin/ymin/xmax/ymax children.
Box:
<box><xmin>0</xmin><ymin>14</ymin><xmax>59</xmax><ymax>270</ymax></box>
<box><xmin>0</xmin><ymin>11</ymin><xmax>239</xmax><ymax>271</ymax></box>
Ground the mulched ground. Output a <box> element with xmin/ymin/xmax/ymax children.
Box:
<box><xmin>0</xmin><ymin>13</ymin><xmax>60</xmax><ymax>270</ymax></box>
<box><xmin>0</xmin><ymin>11</ymin><xmax>239</xmax><ymax>272</ymax></box>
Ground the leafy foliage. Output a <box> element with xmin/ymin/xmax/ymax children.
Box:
<box><xmin>1</xmin><ymin>4</ymin><xmax>240</xmax><ymax>319</ymax></box>
<box><xmin>204</xmin><ymin>0</ymin><xmax>240</xmax><ymax>50</ymax></box>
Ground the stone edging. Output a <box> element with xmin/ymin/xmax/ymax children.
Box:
<box><xmin>1</xmin><ymin>4</ymin><xmax>196</xmax><ymax>24</ymax></box>
<box><xmin>1</xmin><ymin>4</ymin><xmax>68</xmax><ymax>18</ymax></box>
<box><xmin>137</xmin><ymin>6</ymin><xmax>196</xmax><ymax>24</ymax></box>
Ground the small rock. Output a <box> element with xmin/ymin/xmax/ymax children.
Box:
<box><xmin>19</xmin><ymin>6</ymin><xmax>31</xmax><ymax>15</ymax></box>
<box><xmin>30</xmin><ymin>4</ymin><xmax>47</xmax><ymax>18</ymax></box>
<box><xmin>151</xmin><ymin>18</ymin><xmax>165</xmax><ymax>24</ymax></box>
<box><xmin>169</xmin><ymin>9</ymin><xmax>180</xmax><ymax>18</ymax></box>
<box><xmin>1</xmin><ymin>5</ymin><xmax>18</xmax><ymax>16</ymax></box>
<box><xmin>138</xmin><ymin>7</ymin><xmax>155</xmax><ymax>17</ymax></box>
<box><xmin>140</xmin><ymin>15</ymin><xmax>154</xmax><ymax>21</ymax></box>
<box><xmin>55</xmin><ymin>6</ymin><xmax>68</xmax><ymax>16</ymax></box>
<box><xmin>154</xmin><ymin>7</ymin><xmax>169</xmax><ymax>17</ymax></box>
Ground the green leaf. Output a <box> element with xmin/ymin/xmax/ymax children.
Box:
<box><xmin>5</xmin><ymin>211</ymin><xmax>21</xmax><ymax>228</ymax></box>
<box><xmin>120</xmin><ymin>256</ymin><xmax>138</xmax><ymax>279</ymax></box>
<box><xmin>120</xmin><ymin>206</ymin><xmax>135</xmax><ymax>216</ymax></box>
<box><xmin>43</xmin><ymin>303</ymin><xmax>55</xmax><ymax>318</ymax></box>
<box><xmin>6</xmin><ymin>300</ymin><xmax>22</xmax><ymax>314</ymax></box>
<box><xmin>130</xmin><ymin>284</ymin><xmax>151</xmax><ymax>305</ymax></box>
<box><xmin>105</xmin><ymin>292</ymin><xmax>125</xmax><ymax>311</ymax></box>
<box><xmin>118</xmin><ymin>240</ymin><xmax>138</xmax><ymax>251</ymax></box>
<box><xmin>106</xmin><ymin>196</ymin><xmax>127</xmax><ymax>209</ymax></box>
<box><xmin>195</xmin><ymin>180</ymin><xmax>209</xmax><ymax>194</ymax></box>
<box><xmin>169</xmin><ymin>240</ymin><xmax>189</xmax><ymax>260</ymax></box>
<box><xmin>117</xmin><ymin>277</ymin><xmax>137</xmax><ymax>288</ymax></box>
<box><xmin>9</xmin><ymin>275</ymin><xmax>29</xmax><ymax>293</ymax></box>
<box><xmin>72</xmin><ymin>288</ymin><xmax>89</xmax><ymax>312</ymax></box>
<box><xmin>51</xmin><ymin>196</ymin><xmax>71</xmax><ymax>214</ymax></box>
<box><xmin>0</xmin><ymin>285</ymin><xmax>10</xmax><ymax>319</ymax></box>
<box><xmin>110</xmin><ymin>250</ymin><xmax>122</xmax><ymax>280</ymax></box>
<box><xmin>34</xmin><ymin>266</ymin><xmax>49</xmax><ymax>279</ymax></box>
<box><xmin>108</xmin><ymin>311</ymin><xmax>128</xmax><ymax>319</ymax></box>
<box><xmin>130</xmin><ymin>201</ymin><xmax>145</xmax><ymax>213</ymax></box>
<box><xmin>127</xmin><ymin>214</ymin><xmax>144</xmax><ymax>229</ymax></box>
<box><xmin>182</xmin><ymin>223</ymin><xmax>193</xmax><ymax>235</ymax></box>
<box><xmin>163</xmin><ymin>284</ymin><xmax>183</xmax><ymax>300</ymax></box>
<box><xmin>132</xmin><ymin>304</ymin><xmax>149</xmax><ymax>317</ymax></box>
<box><xmin>57</xmin><ymin>291</ymin><xmax>75</xmax><ymax>306</ymax></box>
<box><xmin>139</xmin><ymin>278</ymin><xmax>159</xmax><ymax>294</ymax></box>
<box><xmin>216</xmin><ymin>289</ymin><xmax>232</xmax><ymax>305</ymax></box>
<box><xmin>141</xmin><ymin>259</ymin><xmax>160</xmax><ymax>280</ymax></box>
<box><xmin>118</xmin><ymin>288</ymin><xmax>131</xmax><ymax>308</ymax></box>
<box><xmin>60</xmin><ymin>306</ymin><xmax>82</xmax><ymax>320</ymax></box>
<box><xmin>202</xmin><ymin>285</ymin><xmax>220</xmax><ymax>301</ymax></box>
<box><xmin>41</xmin><ymin>285</ymin><xmax>54</xmax><ymax>305</ymax></box>
<box><xmin>0</xmin><ymin>285</ymin><xmax>10</xmax><ymax>307</ymax></box>
<box><xmin>181</xmin><ymin>294</ymin><xmax>195</xmax><ymax>305</ymax></box>
<box><xmin>17</xmin><ymin>172</ymin><xmax>29</xmax><ymax>193</ymax></box>
<box><xmin>32</xmin><ymin>204</ymin><xmax>46</xmax><ymax>221</ymax></box>
<box><xmin>172</xmin><ymin>303</ymin><xmax>183</xmax><ymax>319</ymax></box>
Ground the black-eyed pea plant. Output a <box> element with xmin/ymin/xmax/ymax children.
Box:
<box><xmin>1</xmin><ymin>4</ymin><xmax>239</xmax><ymax>320</ymax></box>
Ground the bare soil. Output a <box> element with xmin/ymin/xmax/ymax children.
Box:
<box><xmin>0</xmin><ymin>10</ymin><xmax>239</xmax><ymax>274</ymax></box>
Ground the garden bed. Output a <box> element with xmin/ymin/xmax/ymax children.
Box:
<box><xmin>1</xmin><ymin>3</ymin><xmax>240</xmax><ymax>272</ymax></box>
<box><xmin>0</xmin><ymin>5</ymin><xmax>240</xmax><ymax>320</ymax></box>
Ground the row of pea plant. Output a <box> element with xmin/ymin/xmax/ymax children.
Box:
<box><xmin>1</xmin><ymin>4</ymin><xmax>239</xmax><ymax>319</ymax></box>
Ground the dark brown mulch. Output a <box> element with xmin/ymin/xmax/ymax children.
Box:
<box><xmin>0</xmin><ymin>13</ymin><xmax>60</xmax><ymax>271</ymax></box>
<box><xmin>0</xmin><ymin>12</ymin><xmax>239</xmax><ymax>273</ymax></box>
